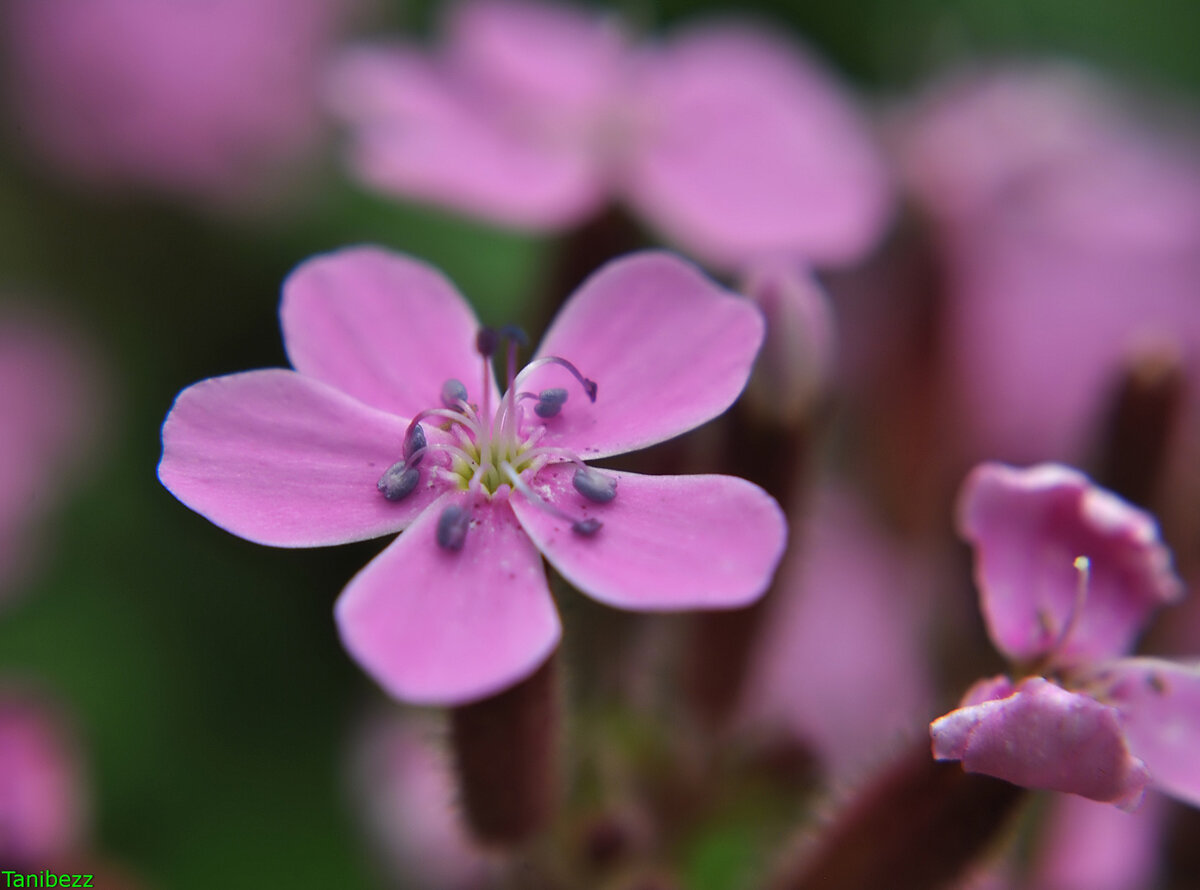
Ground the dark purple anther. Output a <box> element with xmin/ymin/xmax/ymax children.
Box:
<box><xmin>534</xmin><ymin>388</ymin><xmax>568</xmax><ymax>418</ymax></box>
<box><xmin>476</xmin><ymin>327</ymin><xmax>499</xmax><ymax>358</ymax></box>
<box><xmin>437</xmin><ymin>504</ymin><xmax>471</xmax><ymax>551</ymax></box>
<box><xmin>441</xmin><ymin>378</ymin><xmax>468</xmax><ymax>409</ymax></box>
<box><xmin>403</xmin><ymin>423</ymin><xmax>427</xmax><ymax>465</ymax></box>
<box><xmin>573</xmin><ymin>467</ymin><xmax>617</xmax><ymax>502</ymax></box>
<box><xmin>377</xmin><ymin>461</ymin><xmax>420</xmax><ymax>501</ymax></box>
<box><xmin>500</xmin><ymin>324</ymin><xmax>529</xmax><ymax>347</ymax></box>
<box><xmin>582</xmin><ymin>379</ymin><xmax>598</xmax><ymax>402</ymax></box>
<box><xmin>572</xmin><ymin>517</ymin><xmax>602</xmax><ymax>536</ymax></box>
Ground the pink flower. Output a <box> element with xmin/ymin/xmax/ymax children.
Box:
<box><xmin>4</xmin><ymin>0</ymin><xmax>354</xmax><ymax>203</ymax></box>
<box><xmin>327</xmin><ymin>0</ymin><xmax>892</xmax><ymax>270</ymax></box>
<box><xmin>894</xmin><ymin>65</ymin><xmax>1200</xmax><ymax>461</ymax></box>
<box><xmin>0</xmin><ymin>691</ymin><xmax>89</xmax><ymax>868</ymax></box>
<box><xmin>158</xmin><ymin>246</ymin><xmax>787</xmax><ymax>705</ymax></box>
<box><xmin>931</xmin><ymin>463</ymin><xmax>1199</xmax><ymax>810</ymax></box>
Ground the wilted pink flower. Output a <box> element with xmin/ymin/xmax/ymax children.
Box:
<box><xmin>349</xmin><ymin>711</ymin><xmax>495</xmax><ymax>889</ymax></box>
<box><xmin>158</xmin><ymin>246</ymin><xmax>787</xmax><ymax>705</ymax></box>
<box><xmin>4</xmin><ymin>0</ymin><xmax>354</xmax><ymax>202</ymax></box>
<box><xmin>0</xmin><ymin>691</ymin><xmax>89</xmax><ymax>868</ymax></box>
<box><xmin>931</xmin><ymin>463</ymin><xmax>1199</xmax><ymax>810</ymax></box>
<box><xmin>741</xmin><ymin>487</ymin><xmax>933</xmax><ymax>780</ymax></box>
<box><xmin>0</xmin><ymin>314</ymin><xmax>98</xmax><ymax>600</ymax></box>
<box><xmin>895</xmin><ymin>65</ymin><xmax>1200</xmax><ymax>461</ymax></box>
<box><xmin>327</xmin><ymin>0</ymin><xmax>891</xmax><ymax>270</ymax></box>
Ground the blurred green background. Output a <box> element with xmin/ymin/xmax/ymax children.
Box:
<box><xmin>0</xmin><ymin>1</ymin><xmax>1197</xmax><ymax>887</ymax></box>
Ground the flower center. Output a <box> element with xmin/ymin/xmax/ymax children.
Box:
<box><xmin>376</xmin><ymin>326</ymin><xmax>618</xmax><ymax>545</ymax></box>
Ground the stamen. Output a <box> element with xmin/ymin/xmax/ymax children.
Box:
<box><xmin>377</xmin><ymin>461</ymin><xmax>420</xmax><ymax>501</ymax></box>
<box><xmin>475</xmin><ymin>327</ymin><xmax>499</xmax><ymax>358</ymax></box>
<box><xmin>532</xmin><ymin>388</ymin><xmax>568</xmax><ymax>418</ymax></box>
<box><xmin>1049</xmin><ymin>555</ymin><xmax>1091</xmax><ymax>657</ymax></box>
<box><xmin>436</xmin><ymin>504</ymin><xmax>470</xmax><ymax>551</ymax></box>
<box><xmin>573</xmin><ymin>467</ymin><xmax>617</xmax><ymax>502</ymax></box>
<box><xmin>403</xmin><ymin>423</ymin><xmax>427</xmax><ymax>464</ymax></box>
<box><xmin>502</xmin><ymin>464</ymin><xmax>603</xmax><ymax>536</ymax></box>
<box><xmin>514</xmin><ymin>356</ymin><xmax>597</xmax><ymax>403</ymax></box>
<box><xmin>501</xmin><ymin>325</ymin><xmax>529</xmax><ymax>392</ymax></box>
<box><xmin>441</xmin><ymin>378</ymin><xmax>468</xmax><ymax>409</ymax></box>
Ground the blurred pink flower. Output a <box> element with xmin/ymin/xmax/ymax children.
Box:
<box><xmin>932</xmin><ymin>463</ymin><xmax>1200</xmax><ymax>810</ymax></box>
<box><xmin>0</xmin><ymin>691</ymin><xmax>89</xmax><ymax>868</ymax></box>
<box><xmin>0</xmin><ymin>314</ymin><xmax>98</xmax><ymax>601</ymax></box>
<box><xmin>895</xmin><ymin>65</ymin><xmax>1200</xmax><ymax>461</ymax></box>
<box><xmin>158</xmin><ymin>246</ymin><xmax>786</xmax><ymax>705</ymax></box>
<box><xmin>328</xmin><ymin>0</ymin><xmax>892</xmax><ymax>270</ymax></box>
<box><xmin>4</xmin><ymin>0</ymin><xmax>355</xmax><ymax>203</ymax></box>
<box><xmin>349</xmin><ymin>711</ymin><xmax>495</xmax><ymax>889</ymax></box>
<box><xmin>741</xmin><ymin>486</ymin><xmax>933</xmax><ymax>780</ymax></box>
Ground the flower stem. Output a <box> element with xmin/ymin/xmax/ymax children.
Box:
<box><xmin>767</xmin><ymin>740</ymin><xmax>1025</xmax><ymax>890</ymax></box>
<box><xmin>450</xmin><ymin>655</ymin><xmax>562</xmax><ymax>845</ymax></box>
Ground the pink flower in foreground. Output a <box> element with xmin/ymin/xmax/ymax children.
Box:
<box><xmin>4</xmin><ymin>0</ymin><xmax>354</xmax><ymax>202</ymax></box>
<box><xmin>158</xmin><ymin>246</ymin><xmax>787</xmax><ymax>705</ymax></box>
<box><xmin>894</xmin><ymin>65</ymin><xmax>1200</xmax><ymax>462</ymax></box>
<box><xmin>931</xmin><ymin>463</ymin><xmax>1199</xmax><ymax>810</ymax></box>
<box><xmin>327</xmin><ymin>0</ymin><xmax>891</xmax><ymax>270</ymax></box>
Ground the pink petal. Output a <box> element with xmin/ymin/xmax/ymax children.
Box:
<box><xmin>281</xmin><ymin>246</ymin><xmax>493</xmax><ymax>420</ymax></box>
<box><xmin>444</xmin><ymin>0</ymin><xmax>629</xmax><ymax>116</ymax></box>
<box><xmin>511</xmin><ymin>464</ymin><xmax>786</xmax><ymax>611</ymax></box>
<box><xmin>931</xmin><ymin>676</ymin><xmax>1149</xmax><ymax>808</ymax></box>
<box><xmin>327</xmin><ymin>45</ymin><xmax>606</xmax><ymax>229</ymax></box>
<box><xmin>159</xmin><ymin>369</ymin><xmax>446</xmax><ymax>547</ymax></box>
<box><xmin>957</xmin><ymin>462</ymin><xmax>1183</xmax><ymax>664</ymax></box>
<box><xmin>1093</xmin><ymin>657</ymin><xmax>1200</xmax><ymax>807</ymax></box>
<box><xmin>625</xmin><ymin>24</ymin><xmax>892</xmax><ymax>269</ymax></box>
<box><xmin>335</xmin><ymin>493</ymin><xmax>561</xmax><ymax>706</ymax></box>
<box><xmin>524</xmin><ymin>251</ymin><xmax>764</xmax><ymax>459</ymax></box>
<box><xmin>1032</xmin><ymin>792</ymin><xmax>1166</xmax><ymax>890</ymax></box>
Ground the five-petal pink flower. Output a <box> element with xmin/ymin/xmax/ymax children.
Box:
<box><xmin>158</xmin><ymin>246</ymin><xmax>787</xmax><ymax>705</ymax></box>
<box><xmin>327</xmin><ymin>0</ymin><xmax>892</xmax><ymax>270</ymax></box>
<box><xmin>931</xmin><ymin>462</ymin><xmax>1199</xmax><ymax>810</ymax></box>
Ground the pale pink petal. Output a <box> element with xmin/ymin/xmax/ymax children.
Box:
<box><xmin>1093</xmin><ymin>657</ymin><xmax>1200</xmax><ymax>807</ymax></box>
<box><xmin>511</xmin><ymin>464</ymin><xmax>786</xmax><ymax>611</ymax></box>
<box><xmin>960</xmin><ymin>674</ymin><xmax>1016</xmax><ymax>707</ymax></box>
<box><xmin>1031</xmin><ymin>792</ymin><xmax>1166</xmax><ymax>890</ymax></box>
<box><xmin>335</xmin><ymin>494</ymin><xmax>561</xmax><ymax>706</ymax></box>
<box><xmin>281</xmin><ymin>246</ymin><xmax>494</xmax><ymax>419</ymax></box>
<box><xmin>523</xmin><ymin>252</ymin><xmax>764</xmax><ymax>459</ymax></box>
<box><xmin>159</xmin><ymin>370</ymin><xmax>446</xmax><ymax>547</ymax></box>
<box><xmin>444</xmin><ymin>0</ymin><xmax>628</xmax><ymax>115</ymax></box>
<box><xmin>931</xmin><ymin>676</ymin><xmax>1149</xmax><ymax>807</ymax></box>
<box><xmin>739</xmin><ymin>487</ymin><xmax>932</xmax><ymax>779</ymax></box>
<box><xmin>957</xmin><ymin>463</ymin><xmax>1183</xmax><ymax>664</ymax></box>
<box><xmin>625</xmin><ymin>24</ymin><xmax>892</xmax><ymax>269</ymax></box>
<box><xmin>327</xmin><ymin>45</ymin><xmax>606</xmax><ymax>229</ymax></box>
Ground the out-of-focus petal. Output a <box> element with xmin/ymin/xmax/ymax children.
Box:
<box><xmin>159</xmin><ymin>370</ymin><xmax>443</xmax><ymax>547</ymax></box>
<box><xmin>960</xmin><ymin>675</ymin><xmax>1017</xmax><ymax>707</ymax></box>
<box><xmin>931</xmin><ymin>676</ymin><xmax>1149</xmax><ymax>808</ymax></box>
<box><xmin>956</xmin><ymin>462</ymin><xmax>1182</xmax><ymax>664</ymax></box>
<box><xmin>524</xmin><ymin>251</ymin><xmax>763</xmax><ymax>459</ymax></box>
<box><xmin>1031</xmin><ymin>791</ymin><xmax>1166</xmax><ymax>890</ymax></box>
<box><xmin>444</xmin><ymin>0</ymin><xmax>628</xmax><ymax>115</ymax></box>
<box><xmin>281</xmin><ymin>246</ymin><xmax>493</xmax><ymax>419</ymax></box>
<box><xmin>512</xmin><ymin>464</ymin><xmax>785</xmax><ymax>611</ymax></box>
<box><xmin>1094</xmin><ymin>657</ymin><xmax>1200</xmax><ymax>807</ymax></box>
<box><xmin>327</xmin><ymin>45</ymin><xmax>606</xmax><ymax>229</ymax></box>
<box><xmin>335</xmin><ymin>494</ymin><xmax>561</xmax><ymax>706</ymax></box>
<box><xmin>740</xmin><ymin>487</ymin><xmax>932</xmax><ymax>779</ymax></box>
<box><xmin>0</xmin><ymin>692</ymin><xmax>88</xmax><ymax>866</ymax></box>
<box><xmin>349</xmin><ymin>711</ymin><xmax>496</xmax><ymax>889</ymax></box>
<box><xmin>625</xmin><ymin>24</ymin><xmax>892</xmax><ymax>269</ymax></box>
